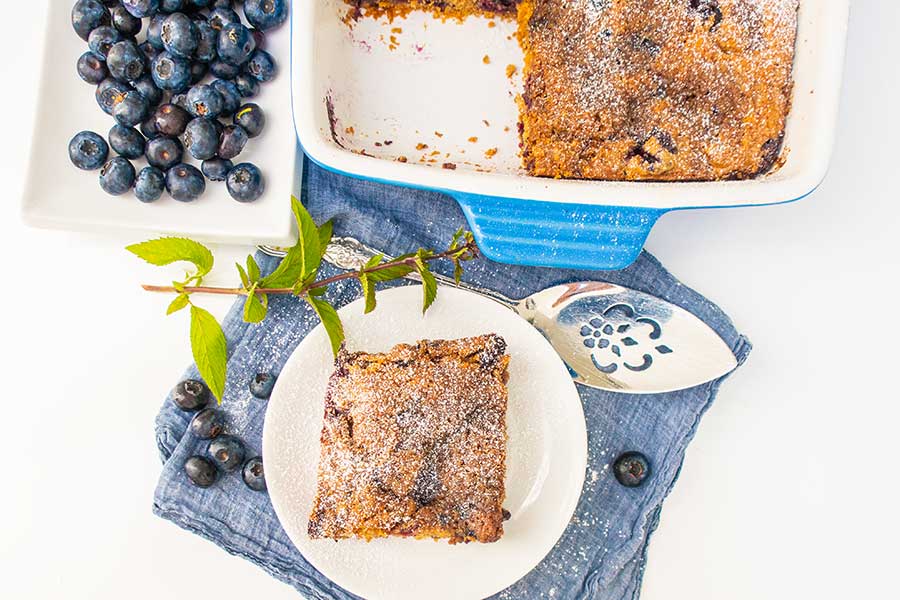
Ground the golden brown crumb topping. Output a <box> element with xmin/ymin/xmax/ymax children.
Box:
<box><xmin>308</xmin><ymin>335</ymin><xmax>510</xmax><ymax>544</ymax></box>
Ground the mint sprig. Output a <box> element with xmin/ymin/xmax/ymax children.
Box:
<box><xmin>128</xmin><ymin>197</ymin><xmax>480</xmax><ymax>404</ymax></box>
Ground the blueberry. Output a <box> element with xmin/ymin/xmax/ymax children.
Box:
<box><xmin>113</xmin><ymin>90</ymin><xmax>150</xmax><ymax>127</ymax></box>
<box><xmin>88</xmin><ymin>25</ymin><xmax>122</xmax><ymax>60</ymax></box>
<box><xmin>245</xmin><ymin>49</ymin><xmax>276</xmax><ymax>83</ymax></box>
<box><xmin>233</xmin><ymin>72</ymin><xmax>259</xmax><ymax>98</ymax></box>
<box><xmin>184</xmin><ymin>455</ymin><xmax>218</xmax><ymax>487</ymax></box>
<box><xmin>171</xmin><ymin>92</ymin><xmax>190</xmax><ymax>110</ymax></box>
<box><xmin>68</xmin><ymin>131</ymin><xmax>109</xmax><ymax>170</ymax></box>
<box><xmin>71</xmin><ymin>0</ymin><xmax>110</xmax><ymax>41</ymax></box>
<box><xmin>217</xmin><ymin>124</ymin><xmax>248</xmax><ymax>160</ymax></box>
<box><xmin>151</xmin><ymin>51</ymin><xmax>191</xmax><ymax>92</ymax></box>
<box><xmin>147</xmin><ymin>14</ymin><xmax>166</xmax><ymax>49</ymax></box>
<box><xmin>77</xmin><ymin>51</ymin><xmax>108</xmax><ymax>84</ymax></box>
<box><xmin>194</xmin><ymin>21</ymin><xmax>217</xmax><ymax>63</ymax></box>
<box><xmin>233</xmin><ymin>103</ymin><xmax>265</xmax><ymax>137</ymax></box>
<box><xmin>211</xmin><ymin>79</ymin><xmax>241</xmax><ymax>116</ymax></box>
<box><xmin>161</xmin><ymin>12</ymin><xmax>199</xmax><ymax>59</ymax></box>
<box><xmin>160</xmin><ymin>0</ymin><xmax>186</xmax><ymax>12</ymax></box>
<box><xmin>244</xmin><ymin>0</ymin><xmax>287</xmax><ymax>32</ymax></box>
<box><xmin>241</xmin><ymin>457</ymin><xmax>267</xmax><ymax>491</ymax></box>
<box><xmin>201</xmin><ymin>158</ymin><xmax>233</xmax><ymax>181</ymax></box>
<box><xmin>613</xmin><ymin>451</ymin><xmax>651</xmax><ymax>487</ymax></box>
<box><xmin>95</xmin><ymin>78</ymin><xmax>132</xmax><ymax>115</ymax></box>
<box><xmin>226</xmin><ymin>162</ymin><xmax>264</xmax><ymax>202</ymax></box>
<box><xmin>207</xmin><ymin>435</ymin><xmax>245</xmax><ymax>472</ymax></box>
<box><xmin>106</xmin><ymin>40</ymin><xmax>145</xmax><ymax>82</ymax></box>
<box><xmin>209</xmin><ymin>59</ymin><xmax>240</xmax><ymax>80</ymax></box>
<box><xmin>153</xmin><ymin>102</ymin><xmax>191</xmax><ymax>136</ymax></box>
<box><xmin>182</xmin><ymin>117</ymin><xmax>219</xmax><ymax>159</ymax></box>
<box><xmin>139</xmin><ymin>40</ymin><xmax>162</xmax><ymax>62</ymax></box>
<box><xmin>145</xmin><ymin>136</ymin><xmax>182</xmax><ymax>170</ymax></box>
<box><xmin>99</xmin><ymin>157</ymin><xmax>136</xmax><ymax>195</ymax></box>
<box><xmin>166</xmin><ymin>163</ymin><xmax>206</xmax><ymax>201</ymax></box>
<box><xmin>190</xmin><ymin>407</ymin><xmax>226</xmax><ymax>439</ymax></box>
<box><xmin>121</xmin><ymin>0</ymin><xmax>160</xmax><ymax>18</ymax></box>
<box><xmin>208</xmin><ymin>7</ymin><xmax>240</xmax><ymax>31</ymax></box>
<box><xmin>217</xmin><ymin>22</ymin><xmax>256</xmax><ymax>66</ymax></box>
<box><xmin>132</xmin><ymin>75</ymin><xmax>163</xmax><ymax>107</ymax></box>
<box><xmin>111</xmin><ymin>5</ymin><xmax>142</xmax><ymax>36</ymax></box>
<box><xmin>108</xmin><ymin>124</ymin><xmax>146</xmax><ymax>159</ymax></box>
<box><xmin>249</xmin><ymin>372</ymin><xmax>276</xmax><ymax>399</ymax></box>
<box><xmin>135</xmin><ymin>166</ymin><xmax>166</xmax><ymax>202</ymax></box>
<box><xmin>212</xmin><ymin>0</ymin><xmax>234</xmax><ymax>8</ymax></box>
<box><xmin>172</xmin><ymin>379</ymin><xmax>211</xmax><ymax>411</ymax></box>
<box><xmin>189</xmin><ymin>61</ymin><xmax>208</xmax><ymax>84</ymax></box>
<box><xmin>186</xmin><ymin>84</ymin><xmax>224</xmax><ymax>118</ymax></box>
<box><xmin>140</xmin><ymin>116</ymin><xmax>161</xmax><ymax>139</ymax></box>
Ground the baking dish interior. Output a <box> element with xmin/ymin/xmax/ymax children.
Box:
<box><xmin>292</xmin><ymin>0</ymin><xmax>849</xmax><ymax>210</ymax></box>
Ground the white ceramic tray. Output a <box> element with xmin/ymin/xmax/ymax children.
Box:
<box><xmin>292</xmin><ymin>0</ymin><xmax>850</xmax><ymax>269</ymax></box>
<box><xmin>21</xmin><ymin>1</ymin><xmax>297</xmax><ymax>246</ymax></box>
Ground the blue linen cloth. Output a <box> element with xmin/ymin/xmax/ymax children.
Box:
<box><xmin>154</xmin><ymin>157</ymin><xmax>751</xmax><ymax>600</ymax></box>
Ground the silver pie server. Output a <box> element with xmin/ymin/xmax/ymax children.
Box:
<box><xmin>260</xmin><ymin>239</ymin><xmax>737</xmax><ymax>394</ymax></box>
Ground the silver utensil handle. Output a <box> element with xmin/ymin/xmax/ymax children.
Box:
<box><xmin>262</xmin><ymin>238</ymin><xmax>519</xmax><ymax>308</ymax></box>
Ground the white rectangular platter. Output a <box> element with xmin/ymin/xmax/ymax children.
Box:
<box><xmin>21</xmin><ymin>0</ymin><xmax>297</xmax><ymax>246</ymax></box>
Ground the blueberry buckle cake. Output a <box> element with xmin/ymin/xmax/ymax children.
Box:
<box><xmin>308</xmin><ymin>335</ymin><xmax>511</xmax><ymax>544</ymax></box>
<box><xmin>344</xmin><ymin>0</ymin><xmax>800</xmax><ymax>181</ymax></box>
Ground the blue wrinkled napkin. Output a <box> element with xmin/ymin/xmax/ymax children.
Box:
<box><xmin>154</xmin><ymin>157</ymin><xmax>751</xmax><ymax>600</ymax></box>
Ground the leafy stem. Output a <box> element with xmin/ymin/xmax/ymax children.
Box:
<box><xmin>137</xmin><ymin>243</ymin><xmax>477</xmax><ymax>296</ymax></box>
<box><xmin>126</xmin><ymin>196</ymin><xmax>480</xmax><ymax>404</ymax></box>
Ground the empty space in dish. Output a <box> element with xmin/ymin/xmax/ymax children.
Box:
<box><xmin>297</xmin><ymin>1</ymin><xmax>849</xmax><ymax>209</ymax></box>
<box><xmin>318</xmin><ymin>1</ymin><xmax>524</xmax><ymax>175</ymax></box>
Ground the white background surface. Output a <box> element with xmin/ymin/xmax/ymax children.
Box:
<box><xmin>1</xmin><ymin>2</ymin><xmax>897</xmax><ymax>599</ymax></box>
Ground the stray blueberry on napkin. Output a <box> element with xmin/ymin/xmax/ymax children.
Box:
<box><xmin>172</xmin><ymin>379</ymin><xmax>211</xmax><ymax>411</ymax></box>
<box><xmin>249</xmin><ymin>372</ymin><xmax>276</xmax><ymax>399</ymax></box>
<box><xmin>613</xmin><ymin>451</ymin><xmax>651</xmax><ymax>487</ymax></box>
<box><xmin>184</xmin><ymin>456</ymin><xmax>218</xmax><ymax>488</ymax></box>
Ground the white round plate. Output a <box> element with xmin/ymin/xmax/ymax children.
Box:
<box><xmin>263</xmin><ymin>285</ymin><xmax>587</xmax><ymax>600</ymax></box>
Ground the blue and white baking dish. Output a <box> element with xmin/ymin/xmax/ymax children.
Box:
<box><xmin>292</xmin><ymin>0</ymin><xmax>849</xmax><ymax>270</ymax></box>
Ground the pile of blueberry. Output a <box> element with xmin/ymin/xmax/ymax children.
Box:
<box><xmin>68</xmin><ymin>0</ymin><xmax>287</xmax><ymax>203</ymax></box>
<box><xmin>173</xmin><ymin>371</ymin><xmax>277</xmax><ymax>491</ymax></box>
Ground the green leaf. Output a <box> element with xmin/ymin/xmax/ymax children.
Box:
<box><xmin>127</xmin><ymin>238</ymin><xmax>214</xmax><ymax>276</ymax></box>
<box><xmin>364</xmin><ymin>253</ymin><xmax>384</xmax><ymax>269</ymax></box>
<box><xmin>243</xmin><ymin>288</ymin><xmax>268</xmax><ymax>323</ymax></box>
<box><xmin>260</xmin><ymin>244</ymin><xmax>304</xmax><ymax>288</ymax></box>
<box><xmin>167</xmin><ymin>293</ymin><xmax>190</xmax><ymax>315</ymax></box>
<box><xmin>189</xmin><ymin>305</ymin><xmax>227</xmax><ymax>404</ymax></box>
<box><xmin>308</xmin><ymin>286</ymin><xmax>327</xmax><ymax>297</ymax></box>
<box><xmin>368</xmin><ymin>263</ymin><xmax>415</xmax><ymax>282</ymax></box>
<box><xmin>305</xmin><ymin>295</ymin><xmax>344</xmax><ymax>356</ymax></box>
<box><xmin>246</xmin><ymin>255</ymin><xmax>260</xmax><ymax>283</ymax></box>
<box><xmin>261</xmin><ymin>204</ymin><xmax>329</xmax><ymax>290</ymax></box>
<box><xmin>318</xmin><ymin>219</ymin><xmax>334</xmax><ymax>257</ymax></box>
<box><xmin>415</xmin><ymin>257</ymin><xmax>438</xmax><ymax>314</ymax></box>
<box><xmin>453</xmin><ymin>259</ymin><xmax>463</xmax><ymax>285</ymax></box>
<box><xmin>291</xmin><ymin>196</ymin><xmax>323</xmax><ymax>278</ymax></box>
<box><xmin>450</xmin><ymin>226</ymin><xmax>465</xmax><ymax>249</ymax></box>
<box><xmin>236</xmin><ymin>263</ymin><xmax>250</xmax><ymax>289</ymax></box>
<box><xmin>359</xmin><ymin>274</ymin><xmax>376</xmax><ymax>314</ymax></box>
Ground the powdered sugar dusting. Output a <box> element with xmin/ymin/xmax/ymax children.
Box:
<box><xmin>521</xmin><ymin>0</ymin><xmax>799</xmax><ymax>179</ymax></box>
<box><xmin>308</xmin><ymin>335</ymin><xmax>511</xmax><ymax>543</ymax></box>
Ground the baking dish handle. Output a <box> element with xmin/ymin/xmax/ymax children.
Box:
<box><xmin>451</xmin><ymin>192</ymin><xmax>666</xmax><ymax>271</ymax></box>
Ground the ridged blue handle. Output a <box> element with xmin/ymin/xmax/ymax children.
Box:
<box><xmin>452</xmin><ymin>192</ymin><xmax>666</xmax><ymax>271</ymax></box>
